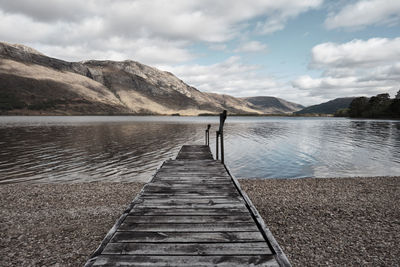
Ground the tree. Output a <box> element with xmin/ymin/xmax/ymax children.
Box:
<box><xmin>334</xmin><ymin>108</ymin><xmax>349</xmax><ymax>117</ymax></box>
<box><xmin>349</xmin><ymin>97</ymin><xmax>369</xmax><ymax>117</ymax></box>
<box><xmin>365</xmin><ymin>93</ymin><xmax>391</xmax><ymax>117</ymax></box>
<box><xmin>396</xmin><ymin>90</ymin><xmax>400</xmax><ymax>99</ymax></box>
<box><xmin>389</xmin><ymin>99</ymin><xmax>400</xmax><ymax>117</ymax></box>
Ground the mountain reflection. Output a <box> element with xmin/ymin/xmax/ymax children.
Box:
<box><xmin>0</xmin><ymin>116</ymin><xmax>399</xmax><ymax>183</ymax></box>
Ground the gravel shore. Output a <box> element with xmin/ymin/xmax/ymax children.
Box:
<box><xmin>240</xmin><ymin>177</ymin><xmax>400</xmax><ymax>266</ymax></box>
<box><xmin>1</xmin><ymin>177</ymin><xmax>399</xmax><ymax>266</ymax></box>
<box><xmin>0</xmin><ymin>183</ymin><xmax>144</xmax><ymax>266</ymax></box>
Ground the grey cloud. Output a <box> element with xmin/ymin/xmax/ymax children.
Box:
<box><xmin>0</xmin><ymin>0</ymin><xmax>95</xmax><ymax>22</ymax></box>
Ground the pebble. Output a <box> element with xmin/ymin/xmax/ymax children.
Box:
<box><xmin>240</xmin><ymin>176</ymin><xmax>400</xmax><ymax>266</ymax></box>
<box><xmin>1</xmin><ymin>177</ymin><xmax>399</xmax><ymax>266</ymax></box>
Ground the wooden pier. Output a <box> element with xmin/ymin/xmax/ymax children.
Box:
<box><xmin>85</xmin><ymin>145</ymin><xmax>290</xmax><ymax>266</ymax></box>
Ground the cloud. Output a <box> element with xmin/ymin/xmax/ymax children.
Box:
<box><xmin>234</xmin><ymin>41</ymin><xmax>267</xmax><ymax>53</ymax></box>
<box><xmin>254</xmin><ymin>0</ymin><xmax>323</xmax><ymax>34</ymax></box>
<box><xmin>208</xmin><ymin>44</ymin><xmax>228</xmax><ymax>51</ymax></box>
<box><xmin>0</xmin><ymin>0</ymin><xmax>325</xmax><ymax>105</ymax></box>
<box><xmin>325</xmin><ymin>0</ymin><xmax>400</xmax><ymax>30</ymax></box>
<box><xmin>293</xmin><ymin>37</ymin><xmax>400</xmax><ymax>100</ymax></box>
<box><xmin>311</xmin><ymin>38</ymin><xmax>400</xmax><ymax>69</ymax></box>
<box><xmin>0</xmin><ymin>0</ymin><xmax>322</xmax><ymax>65</ymax></box>
<box><xmin>159</xmin><ymin>56</ymin><xmax>308</xmax><ymax>104</ymax></box>
<box><xmin>34</xmin><ymin>37</ymin><xmax>194</xmax><ymax>64</ymax></box>
<box><xmin>0</xmin><ymin>0</ymin><xmax>96</xmax><ymax>22</ymax></box>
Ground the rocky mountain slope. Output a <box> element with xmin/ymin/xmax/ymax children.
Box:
<box><xmin>0</xmin><ymin>42</ymin><xmax>303</xmax><ymax>115</ymax></box>
<box><xmin>242</xmin><ymin>96</ymin><xmax>304</xmax><ymax>114</ymax></box>
<box><xmin>295</xmin><ymin>97</ymin><xmax>356</xmax><ymax>115</ymax></box>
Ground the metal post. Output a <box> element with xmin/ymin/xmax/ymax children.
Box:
<box><xmin>218</xmin><ymin>110</ymin><xmax>227</xmax><ymax>164</ymax></box>
<box><xmin>220</xmin><ymin>131</ymin><xmax>224</xmax><ymax>164</ymax></box>
<box><xmin>205</xmin><ymin>130</ymin><xmax>207</xmax><ymax>145</ymax></box>
<box><xmin>206</xmin><ymin>124</ymin><xmax>211</xmax><ymax>146</ymax></box>
<box><xmin>216</xmin><ymin>131</ymin><xmax>219</xmax><ymax>160</ymax></box>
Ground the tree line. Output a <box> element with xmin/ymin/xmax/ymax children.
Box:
<box><xmin>336</xmin><ymin>90</ymin><xmax>400</xmax><ymax>118</ymax></box>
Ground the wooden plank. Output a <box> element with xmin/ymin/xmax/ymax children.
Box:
<box><xmin>124</xmin><ymin>215</ymin><xmax>254</xmax><ymax>223</ymax></box>
<box><xmin>129</xmin><ymin>207</ymin><xmax>249</xmax><ymax>216</ymax></box>
<box><xmin>118</xmin><ymin>222</ymin><xmax>259</xmax><ymax>232</ymax></box>
<box><xmin>134</xmin><ymin>198</ymin><xmax>243</xmax><ymax>205</ymax></box>
<box><xmin>85</xmin><ymin>145</ymin><xmax>289</xmax><ymax>267</ymax></box>
<box><xmin>148</xmin><ymin>181</ymin><xmax>233</xmax><ymax>186</ymax></box>
<box><xmin>144</xmin><ymin>184</ymin><xmax>234</xmax><ymax>189</ymax></box>
<box><xmin>111</xmin><ymin>231</ymin><xmax>266</xmax><ymax>243</ymax></box>
<box><xmin>140</xmin><ymin>193</ymin><xmax>241</xmax><ymax>199</ymax></box>
<box><xmin>92</xmin><ymin>255</ymin><xmax>279</xmax><ymax>266</ymax></box>
<box><xmin>143</xmin><ymin>186</ymin><xmax>237</xmax><ymax>192</ymax></box>
<box><xmin>102</xmin><ymin>242</ymin><xmax>272</xmax><ymax>255</ymax></box>
<box><xmin>144</xmin><ymin>191</ymin><xmax>237</xmax><ymax>196</ymax></box>
<box><xmin>153</xmin><ymin>177</ymin><xmax>231</xmax><ymax>181</ymax></box>
<box><xmin>133</xmin><ymin>203</ymin><xmax>244</xmax><ymax>209</ymax></box>
<box><xmin>225</xmin><ymin>164</ymin><xmax>292</xmax><ymax>267</ymax></box>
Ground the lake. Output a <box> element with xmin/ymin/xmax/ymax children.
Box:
<box><xmin>0</xmin><ymin>116</ymin><xmax>399</xmax><ymax>184</ymax></box>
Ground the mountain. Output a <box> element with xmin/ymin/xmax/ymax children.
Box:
<box><xmin>0</xmin><ymin>42</ymin><xmax>302</xmax><ymax>115</ymax></box>
<box><xmin>295</xmin><ymin>97</ymin><xmax>356</xmax><ymax>115</ymax></box>
<box><xmin>242</xmin><ymin>96</ymin><xmax>304</xmax><ymax>114</ymax></box>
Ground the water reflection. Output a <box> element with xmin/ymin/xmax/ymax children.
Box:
<box><xmin>0</xmin><ymin>116</ymin><xmax>399</xmax><ymax>184</ymax></box>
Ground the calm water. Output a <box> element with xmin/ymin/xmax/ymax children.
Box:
<box><xmin>0</xmin><ymin>116</ymin><xmax>399</xmax><ymax>184</ymax></box>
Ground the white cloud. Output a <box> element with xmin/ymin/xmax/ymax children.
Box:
<box><xmin>235</xmin><ymin>41</ymin><xmax>268</xmax><ymax>53</ymax></box>
<box><xmin>311</xmin><ymin>38</ymin><xmax>400</xmax><ymax>68</ymax></box>
<box><xmin>0</xmin><ymin>0</ymin><xmax>323</xmax><ymax>65</ymax></box>
<box><xmin>0</xmin><ymin>0</ymin><xmax>326</xmax><ymax>105</ymax></box>
<box><xmin>35</xmin><ymin>37</ymin><xmax>194</xmax><ymax>64</ymax></box>
<box><xmin>159</xmin><ymin>56</ymin><xmax>307</xmax><ymax>104</ymax></box>
<box><xmin>325</xmin><ymin>0</ymin><xmax>400</xmax><ymax>30</ymax></box>
<box><xmin>293</xmin><ymin>37</ymin><xmax>400</xmax><ymax>100</ymax></box>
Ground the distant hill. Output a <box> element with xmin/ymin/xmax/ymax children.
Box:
<box><xmin>295</xmin><ymin>97</ymin><xmax>356</xmax><ymax>115</ymax></box>
<box><xmin>0</xmin><ymin>42</ymin><xmax>303</xmax><ymax>115</ymax></box>
<box><xmin>242</xmin><ymin>96</ymin><xmax>304</xmax><ymax>114</ymax></box>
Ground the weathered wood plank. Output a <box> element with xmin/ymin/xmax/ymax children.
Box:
<box><xmin>142</xmin><ymin>189</ymin><xmax>239</xmax><ymax>195</ymax></box>
<box><xmin>118</xmin><ymin>222</ymin><xmax>259</xmax><ymax>232</ymax></box>
<box><xmin>134</xmin><ymin>198</ymin><xmax>243</xmax><ymax>205</ymax></box>
<box><xmin>125</xmin><ymin>215</ymin><xmax>253</xmax><ymax>223</ymax></box>
<box><xmin>85</xmin><ymin>145</ymin><xmax>289</xmax><ymax>267</ymax></box>
<box><xmin>143</xmin><ymin>186</ymin><xmax>238</xmax><ymax>192</ymax></box>
<box><xmin>133</xmin><ymin>203</ymin><xmax>244</xmax><ymax>209</ymax></box>
<box><xmin>102</xmin><ymin>242</ymin><xmax>272</xmax><ymax>255</ymax></box>
<box><xmin>129</xmin><ymin>207</ymin><xmax>249</xmax><ymax>216</ymax></box>
<box><xmin>92</xmin><ymin>255</ymin><xmax>279</xmax><ymax>266</ymax></box>
<box><xmin>141</xmin><ymin>193</ymin><xmax>239</xmax><ymax>199</ymax></box>
<box><xmin>111</xmin><ymin>231</ymin><xmax>265</xmax><ymax>243</ymax></box>
<box><xmin>148</xmin><ymin>181</ymin><xmax>233</xmax><ymax>187</ymax></box>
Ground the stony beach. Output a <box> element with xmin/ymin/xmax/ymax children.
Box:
<box><xmin>0</xmin><ymin>177</ymin><xmax>399</xmax><ymax>266</ymax></box>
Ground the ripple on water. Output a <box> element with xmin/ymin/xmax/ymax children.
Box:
<box><xmin>0</xmin><ymin>116</ymin><xmax>400</xmax><ymax>183</ymax></box>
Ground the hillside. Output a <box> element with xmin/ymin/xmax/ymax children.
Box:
<box><xmin>242</xmin><ymin>96</ymin><xmax>304</xmax><ymax>114</ymax></box>
<box><xmin>0</xmin><ymin>42</ymin><xmax>302</xmax><ymax>115</ymax></box>
<box><xmin>295</xmin><ymin>97</ymin><xmax>356</xmax><ymax>115</ymax></box>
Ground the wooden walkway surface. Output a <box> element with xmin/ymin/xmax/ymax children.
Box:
<box><xmin>86</xmin><ymin>145</ymin><xmax>290</xmax><ymax>266</ymax></box>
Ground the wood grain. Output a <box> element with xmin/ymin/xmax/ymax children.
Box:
<box><xmin>85</xmin><ymin>145</ymin><xmax>287</xmax><ymax>266</ymax></box>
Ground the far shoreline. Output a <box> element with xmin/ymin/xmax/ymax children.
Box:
<box><xmin>1</xmin><ymin>113</ymin><xmax>399</xmax><ymax>120</ymax></box>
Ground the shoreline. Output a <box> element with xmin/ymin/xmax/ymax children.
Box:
<box><xmin>0</xmin><ymin>176</ymin><xmax>399</xmax><ymax>266</ymax></box>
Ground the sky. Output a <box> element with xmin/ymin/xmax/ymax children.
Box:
<box><xmin>0</xmin><ymin>0</ymin><xmax>400</xmax><ymax>106</ymax></box>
